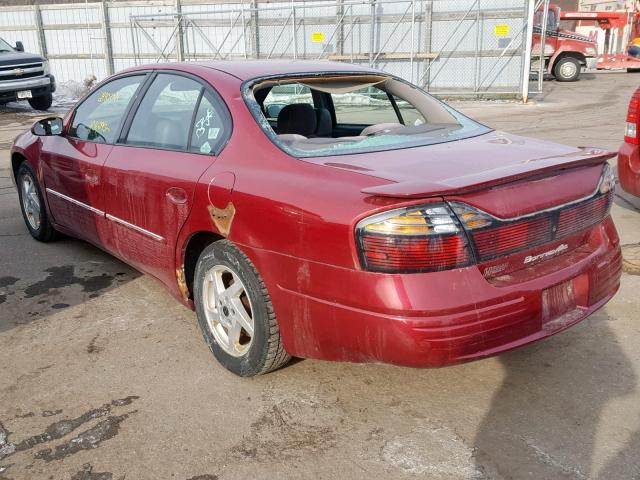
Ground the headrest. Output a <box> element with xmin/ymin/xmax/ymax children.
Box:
<box><xmin>277</xmin><ymin>103</ymin><xmax>317</xmax><ymax>136</ymax></box>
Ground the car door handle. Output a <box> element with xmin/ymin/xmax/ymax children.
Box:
<box><xmin>166</xmin><ymin>187</ymin><xmax>188</xmax><ymax>205</ymax></box>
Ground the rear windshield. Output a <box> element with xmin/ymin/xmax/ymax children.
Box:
<box><xmin>244</xmin><ymin>73</ymin><xmax>491</xmax><ymax>158</ymax></box>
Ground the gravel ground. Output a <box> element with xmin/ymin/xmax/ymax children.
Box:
<box><xmin>0</xmin><ymin>70</ymin><xmax>639</xmax><ymax>480</ymax></box>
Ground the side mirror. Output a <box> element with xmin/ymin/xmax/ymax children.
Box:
<box><xmin>15</xmin><ymin>41</ymin><xmax>24</xmax><ymax>52</ymax></box>
<box><xmin>32</xmin><ymin>117</ymin><xmax>64</xmax><ymax>136</ymax></box>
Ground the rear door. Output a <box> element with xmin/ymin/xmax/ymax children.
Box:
<box><xmin>41</xmin><ymin>74</ymin><xmax>147</xmax><ymax>246</ymax></box>
<box><xmin>101</xmin><ymin>72</ymin><xmax>231</xmax><ymax>286</ymax></box>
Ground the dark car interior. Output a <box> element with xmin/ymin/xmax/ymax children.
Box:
<box><xmin>254</xmin><ymin>82</ymin><xmax>399</xmax><ymax>139</ymax></box>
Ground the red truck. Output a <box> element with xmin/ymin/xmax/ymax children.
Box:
<box><xmin>560</xmin><ymin>9</ymin><xmax>640</xmax><ymax>72</ymax></box>
<box><xmin>533</xmin><ymin>3</ymin><xmax>599</xmax><ymax>82</ymax></box>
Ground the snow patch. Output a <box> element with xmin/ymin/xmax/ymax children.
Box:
<box><xmin>379</xmin><ymin>422</ymin><xmax>483</xmax><ymax>478</ymax></box>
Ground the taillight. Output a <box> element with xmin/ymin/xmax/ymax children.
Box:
<box><xmin>625</xmin><ymin>87</ymin><xmax>640</xmax><ymax>144</ymax></box>
<box><xmin>355</xmin><ymin>203</ymin><xmax>472</xmax><ymax>273</ymax></box>
<box><xmin>356</xmin><ymin>164</ymin><xmax>614</xmax><ymax>273</ymax></box>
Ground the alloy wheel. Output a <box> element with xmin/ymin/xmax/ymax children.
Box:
<box><xmin>202</xmin><ymin>265</ymin><xmax>254</xmax><ymax>357</ymax></box>
<box><xmin>21</xmin><ymin>173</ymin><xmax>41</xmax><ymax>230</ymax></box>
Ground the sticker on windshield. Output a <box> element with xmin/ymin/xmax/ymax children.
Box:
<box><xmin>208</xmin><ymin>127</ymin><xmax>220</xmax><ymax>140</ymax></box>
<box><xmin>200</xmin><ymin>141</ymin><xmax>212</xmax><ymax>154</ymax></box>
<box><xmin>97</xmin><ymin>91</ymin><xmax>122</xmax><ymax>103</ymax></box>
<box><xmin>89</xmin><ymin>120</ymin><xmax>110</xmax><ymax>134</ymax></box>
<box><xmin>195</xmin><ymin>109</ymin><xmax>214</xmax><ymax>139</ymax></box>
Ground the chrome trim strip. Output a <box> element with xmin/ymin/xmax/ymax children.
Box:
<box><xmin>45</xmin><ymin>187</ymin><xmax>104</xmax><ymax>216</ymax></box>
<box><xmin>0</xmin><ymin>76</ymin><xmax>50</xmax><ymax>92</ymax></box>
<box><xmin>105</xmin><ymin>213</ymin><xmax>164</xmax><ymax>242</ymax></box>
<box><xmin>0</xmin><ymin>66</ymin><xmax>44</xmax><ymax>77</ymax></box>
<box><xmin>0</xmin><ymin>62</ymin><xmax>44</xmax><ymax>70</ymax></box>
<box><xmin>46</xmin><ymin>187</ymin><xmax>164</xmax><ymax>242</ymax></box>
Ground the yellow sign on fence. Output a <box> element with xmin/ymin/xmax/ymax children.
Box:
<box><xmin>494</xmin><ymin>24</ymin><xmax>510</xmax><ymax>37</ymax></box>
<box><xmin>311</xmin><ymin>31</ymin><xmax>326</xmax><ymax>43</ymax></box>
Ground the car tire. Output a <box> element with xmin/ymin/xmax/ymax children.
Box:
<box><xmin>554</xmin><ymin>57</ymin><xmax>581</xmax><ymax>82</ymax></box>
<box><xmin>16</xmin><ymin>162</ymin><xmax>57</xmax><ymax>242</ymax></box>
<box><xmin>194</xmin><ymin>240</ymin><xmax>290</xmax><ymax>376</ymax></box>
<box><xmin>28</xmin><ymin>93</ymin><xmax>53</xmax><ymax>111</ymax></box>
<box><xmin>627</xmin><ymin>68</ymin><xmax>640</xmax><ymax>73</ymax></box>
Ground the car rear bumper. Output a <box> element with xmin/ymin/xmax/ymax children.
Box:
<box><xmin>244</xmin><ymin>217</ymin><xmax>621</xmax><ymax>367</ymax></box>
<box><xmin>0</xmin><ymin>74</ymin><xmax>55</xmax><ymax>102</ymax></box>
<box><xmin>618</xmin><ymin>143</ymin><xmax>640</xmax><ymax>196</ymax></box>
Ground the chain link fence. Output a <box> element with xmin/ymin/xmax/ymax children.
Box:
<box><xmin>0</xmin><ymin>0</ymin><xmax>541</xmax><ymax>98</ymax></box>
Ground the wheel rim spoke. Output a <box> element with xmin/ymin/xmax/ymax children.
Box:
<box><xmin>205</xmin><ymin>273</ymin><xmax>219</xmax><ymax>312</ymax></box>
<box><xmin>225</xmin><ymin>274</ymin><xmax>244</xmax><ymax>298</ymax></box>
<box><xmin>231</xmin><ymin>298</ymin><xmax>254</xmax><ymax>336</ymax></box>
<box><xmin>226</xmin><ymin>321</ymin><xmax>242</xmax><ymax>350</ymax></box>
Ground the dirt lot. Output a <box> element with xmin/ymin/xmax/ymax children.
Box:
<box><xmin>1</xmin><ymin>72</ymin><xmax>639</xmax><ymax>480</ymax></box>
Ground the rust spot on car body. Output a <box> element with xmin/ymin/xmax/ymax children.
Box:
<box><xmin>207</xmin><ymin>202</ymin><xmax>236</xmax><ymax>237</ymax></box>
<box><xmin>176</xmin><ymin>266</ymin><xmax>190</xmax><ymax>300</ymax></box>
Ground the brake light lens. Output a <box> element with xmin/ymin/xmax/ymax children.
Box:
<box><xmin>356</xmin><ymin>203</ymin><xmax>472</xmax><ymax>273</ymax></box>
<box><xmin>625</xmin><ymin>87</ymin><xmax>640</xmax><ymax>144</ymax></box>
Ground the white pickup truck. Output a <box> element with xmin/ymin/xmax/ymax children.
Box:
<box><xmin>0</xmin><ymin>37</ymin><xmax>55</xmax><ymax>110</ymax></box>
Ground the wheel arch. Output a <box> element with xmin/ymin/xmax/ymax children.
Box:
<box><xmin>179</xmin><ymin>230</ymin><xmax>226</xmax><ymax>300</ymax></box>
<box><xmin>11</xmin><ymin>151</ymin><xmax>28</xmax><ymax>185</ymax></box>
<box><xmin>555</xmin><ymin>51</ymin><xmax>586</xmax><ymax>65</ymax></box>
<box><xmin>549</xmin><ymin>50</ymin><xmax>586</xmax><ymax>74</ymax></box>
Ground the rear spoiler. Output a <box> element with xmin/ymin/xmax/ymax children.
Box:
<box><xmin>360</xmin><ymin>148</ymin><xmax>615</xmax><ymax>198</ymax></box>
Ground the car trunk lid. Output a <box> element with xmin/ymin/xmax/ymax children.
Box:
<box><xmin>328</xmin><ymin>131</ymin><xmax>615</xmax><ymax>278</ymax></box>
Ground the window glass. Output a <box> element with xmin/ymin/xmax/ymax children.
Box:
<box><xmin>70</xmin><ymin>75</ymin><xmax>144</xmax><ymax>144</ymax></box>
<box><xmin>250</xmin><ymin>76</ymin><xmax>490</xmax><ymax>158</ymax></box>
<box><xmin>393</xmin><ymin>95</ymin><xmax>426</xmax><ymax>126</ymax></box>
<box><xmin>190</xmin><ymin>92</ymin><xmax>228</xmax><ymax>155</ymax></box>
<box><xmin>126</xmin><ymin>74</ymin><xmax>202</xmax><ymax>151</ymax></box>
<box><xmin>263</xmin><ymin>84</ymin><xmax>313</xmax><ymax>120</ymax></box>
<box><xmin>0</xmin><ymin>38</ymin><xmax>14</xmax><ymax>52</ymax></box>
<box><xmin>333</xmin><ymin>86</ymin><xmax>399</xmax><ymax>125</ymax></box>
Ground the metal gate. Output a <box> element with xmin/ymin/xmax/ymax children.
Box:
<box><xmin>129</xmin><ymin>0</ymin><xmax>533</xmax><ymax>97</ymax></box>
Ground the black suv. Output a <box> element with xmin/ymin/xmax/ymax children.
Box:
<box><xmin>0</xmin><ymin>37</ymin><xmax>56</xmax><ymax>110</ymax></box>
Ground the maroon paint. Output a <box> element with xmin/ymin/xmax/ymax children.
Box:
<box><xmin>619</xmin><ymin>141</ymin><xmax>640</xmax><ymax>197</ymax></box>
<box><xmin>11</xmin><ymin>61</ymin><xmax>622</xmax><ymax>368</ymax></box>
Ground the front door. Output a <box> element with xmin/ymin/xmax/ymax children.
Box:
<box><xmin>101</xmin><ymin>73</ymin><xmax>231</xmax><ymax>286</ymax></box>
<box><xmin>41</xmin><ymin>74</ymin><xmax>147</xmax><ymax>246</ymax></box>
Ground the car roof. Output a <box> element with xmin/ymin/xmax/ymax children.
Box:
<box><xmin>127</xmin><ymin>60</ymin><xmax>382</xmax><ymax>81</ymax></box>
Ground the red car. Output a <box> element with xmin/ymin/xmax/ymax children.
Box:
<box><xmin>619</xmin><ymin>86</ymin><xmax>640</xmax><ymax>196</ymax></box>
<box><xmin>11</xmin><ymin>61</ymin><xmax>621</xmax><ymax>376</ymax></box>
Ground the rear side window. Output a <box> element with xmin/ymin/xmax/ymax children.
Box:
<box><xmin>70</xmin><ymin>75</ymin><xmax>144</xmax><ymax>144</ymax></box>
<box><xmin>190</xmin><ymin>92</ymin><xmax>228</xmax><ymax>154</ymax></box>
<box><xmin>126</xmin><ymin>74</ymin><xmax>202</xmax><ymax>151</ymax></box>
<box><xmin>393</xmin><ymin>95</ymin><xmax>426</xmax><ymax>126</ymax></box>
<box><xmin>333</xmin><ymin>86</ymin><xmax>399</xmax><ymax>125</ymax></box>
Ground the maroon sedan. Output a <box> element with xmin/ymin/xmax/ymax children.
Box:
<box><xmin>619</xmin><ymin>86</ymin><xmax>640</xmax><ymax>196</ymax></box>
<box><xmin>11</xmin><ymin>61</ymin><xmax>621</xmax><ymax>376</ymax></box>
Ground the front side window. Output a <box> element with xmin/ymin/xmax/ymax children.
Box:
<box><xmin>70</xmin><ymin>75</ymin><xmax>144</xmax><ymax>144</ymax></box>
<box><xmin>0</xmin><ymin>38</ymin><xmax>14</xmax><ymax>52</ymax></box>
<box><xmin>126</xmin><ymin>74</ymin><xmax>202</xmax><ymax>151</ymax></box>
